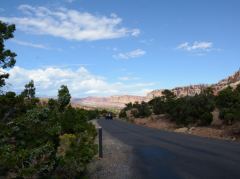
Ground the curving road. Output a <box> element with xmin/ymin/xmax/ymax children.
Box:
<box><xmin>98</xmin><ymin>119</ymin><xmax>240</xmax><ymax>179</ymax></box>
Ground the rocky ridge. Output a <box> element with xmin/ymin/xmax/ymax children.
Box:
<box><xmin>72</xmin><ymin>95</ymin><xmax>146</xmax><ymax>109</ymax></box>
<box><xmin>74</xmin><ymin>69</ymin><xmax>240</xmax><ymax>109</ymax></box>
<box><xmin>148</xmin><ymin>69</ymin><xmax>240</xmax><ymax>98</ymax></box>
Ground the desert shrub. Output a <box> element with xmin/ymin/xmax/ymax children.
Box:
<box><xmin>170</xmin><ymin>89</ymin><xmax>214</xmax><ymax>126</ymax></box>
<box><xmin>148</xmin><ymin>97</ymin><xmax>165</xmax><ymax>115</ymax></box>
<box><xmin>132</xmin><ymin>102</ymin><xmax>152</xmax><ymax>118</ymax></box>
<box><xmin>56</xmin><ymin>132</ymin><xmax>97</xmax><ymax>178</ymax></box>
<box><xmin>131</xmin><ymin>108</ymin><xmax>139</xmax><ymax>118</ymax></box>
<box><xmin>216</xmin><ymin>85</ymin><xmax>240</xmax><ymax>124</ymax></box>
<box><xmin>0</xmin><ymin>85</ymin><xmax>97</xmax><ymax>178</ymax></box>
<box><xmin>119</xmin><ymin>102</ymin><xmax>134</xmax><ymax>119</ymax></box>
<box><xmin>120</xmin><ymin>88</ymin><xmax>215</xmax><ymax>126</ymax></box>
<box><xmin>119</xmin><ymin>109</ymin><xmax>127</xmax><ymax>118</ymax></box>
<box><xmin>199</xmin><ymin>112</ymin><xmax>213</xmax><ymax>126</ymax></box>
<box><xmin>146</xmin><ymin>88</ymin><xmax>214</xmax><ymax>126</ymax></box>
<box><xmin>119</xmin><ymin>102</ymin><xmax>152</xmax><ymax>119</ymax></box>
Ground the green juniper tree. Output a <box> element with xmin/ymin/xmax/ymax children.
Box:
<box><xmin>58</xmin><ymin>85</ymin><xmax>71</xmax><ymax>112</ymax></box>
<box><xmin>21</xmin><ymin>80</ymin><xmax>36</xmax><ymax>99</ymax></box>
<box><xmin>0</xmin><ymin>21</ymin><xmax>16</xmax><ymax>88</ymax></box>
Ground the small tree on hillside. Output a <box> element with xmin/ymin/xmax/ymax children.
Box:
<box><xmin>162</xmin><ymin>90</ymin><xmax>176</xmax><ymax>101</ymax></box>
<box><xmin>216</xmin><ymin>85</ymin><xmax>240</xmax><ymax>124</ymax></box>
<box><xmin>58</xmin><ymin>85</ymin><xmax>71</xmax><ymax>111</ymax></box>
<box><xmin>21</xmin><ymin>80</ymin><xmax>36</xmax><ymax>99</ymax></box>
<box><xmin>149</xmin><ymin>97</ymin><xmax>165</xmax><ymax>115</ymax></box>
<box><xmin>20</xmin><ymin>80</ymin><xmax>39</xmax><ymax>108</ymax></box>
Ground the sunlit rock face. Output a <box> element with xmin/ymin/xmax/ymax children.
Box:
<box><xmin>213</xmin><ymin>70</ymin><xmax>240</xmax><ymax>94</ymax></box>
<box><xmin>147</xmin><ymin>85</ymin><xmax>208</xmax><ymax>99</ymax></box>
<box><xmin>73</xmin><ymin>95</ymin><xmax>147</xmax><ymax>109</ymax></box>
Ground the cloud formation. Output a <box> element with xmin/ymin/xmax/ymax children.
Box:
<box><xmin>11</xmin><ymin>39</ymin><xmax>50</xmax><ymax>50</ymax></box>
<box><xmin>177</xmin><ymin>41</ymin><xmax>213</xmax><ymax>52</ymax></box>
<box><xmin>113</xmin><ymin>49</ymin><xmax>146</xmax><ymax>59</ymax></box>
<box><xmin>0</xmin><ymin>5</ymin><xmax>140</xmax><ymax>41</ymax></box>
<box><xmin>5</xmin><ymin>66</ymin><xmax>154</xmax><ymax>97</ymax></box>
<box><xmin>118</xmin><ymin>76</ymin><xmax>140</xmax><ymax>81</ymax></box>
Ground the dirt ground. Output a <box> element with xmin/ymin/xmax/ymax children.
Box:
<box><xmin>133</xmin><ymin>114</ymin><xmax>177</xmax><ymax>131</ymax></box>
<box><xmin>132</xmin><ymin>114</ymin><xmax>239</xmax><ymax>142</ymax></box>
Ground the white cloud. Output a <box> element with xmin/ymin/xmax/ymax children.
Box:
<box><xmin>131</xmin><ymin>29</ymin><xmax>141</xmax><ymax>37</ymax></box>
<box><xmin>113</xmin><ymin>49</ymin><xmax>146</xmax><ymax>59</ymax></box>
<box><xmin>177</xmin><ymin>41</ymin><xmax>213</xmax><ymax>52</ymax></box>
<box><xmin>0</xmin><ymin>5</ymin><xmax>140</xmax><ymax>41</ymax></box>
<box><xmin>5</xmin><ymin>66</ymin><xmax>154</xmax><ymax>97</ymax></box>
<box><xmin>118</xmin><ymin>76</ymin><xmax>140</xmax><ymax>81</ymax></box>
<box><xmin>139</xmin><ymin>38</ymin><xmax>154</xmax><ymax>45</ymax></box>
<box><xmin>11</xmin><ymin>39</ymin><xmax>51</xmax><ymax>50</ymax></box>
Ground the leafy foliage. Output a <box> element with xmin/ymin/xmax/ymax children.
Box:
<box><xmin>0</xmin><ymin>21</ymin><xmax>16</xmax><ymax>88</ymax></box>
<box><xmin>216</xmin><ymin>85</ymin><xmax>240</xmax><ymax>124</ymax></box>
<box><xmin>0</xmin><ymin>84</ymin><xmax>98</xmax><ymax>178</ymax></box>
<box><xmin>58</xmin><ymin>85</ymin><xmax>71</xmax><ymax>112</ymax></box>
<box><xmin>0</xmin><ymin>21</ymin><xmax>97</xmax><ymax>178</ymax></box>
<box><xmin>148</xmin><ymin>97</ymin><xmax>165</xmax><ymax>115</ymax></box>
<box><xmin>21</xmin><ymin>80</ymin><xmax>36</xmax><ymax>99</ymax></box>
<box><xmin>168</xmin><ymin>88</ymin><xmax>215</xmax><ymax>126</ymax></box>
<box><xmin>120</xmin><ymin>88</ymin><xmax>215</xmax><ymax>126</ymax></box>
<box><xmin>132</xmin><ymin>102</ymin><xmax>152</xmax><ymax>118</ymax></box>
<box><xmin>120</xmin><ymin>101</ymin><xmax>152</xmax><ymax>119</ymax></box>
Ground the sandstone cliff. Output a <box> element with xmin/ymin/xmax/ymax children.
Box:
<box><xmin>147</xmin><ymin>84</ymin><xmax>208</xmax><ymax>99</ymax></box>
<box><xmin>73</xmin><ymin>95</ymin><xmax>146</xmax><ymax>109</ymax></box>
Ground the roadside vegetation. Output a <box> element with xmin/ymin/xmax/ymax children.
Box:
<box><xmin>0</xmin><ymin>21</ymin><xmax>98</xmax><ymax>178</ymax></box>
<box><xmin>216</xmin><ymin>85</ymin><xmax>240</xmax><ymax>124</ymax></box>
<box><xmin>120</xmin><ymin>86</ymin><xmax>240</xmax><ymax>127</ymax></box>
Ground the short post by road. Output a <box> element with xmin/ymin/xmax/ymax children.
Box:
<box><xmin>98</xmin><ymin>127</ymin><xmax>103</xmax><ymax>158</ymax></box>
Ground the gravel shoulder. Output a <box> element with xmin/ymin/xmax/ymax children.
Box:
<box><xmin>87</xmin><ymin>120</ymin><xmax>135</xmax><ymax>179</ymax></box>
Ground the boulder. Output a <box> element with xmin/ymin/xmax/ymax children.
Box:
<box><xmin>174</xmin><ymin>127</ymin><xmax>188</xmax><ymax>133</ymax></box>
<box><xmin>211</xmin><ymin>109</ymin><xmax>223</xmax><ymax>127</ymax></box>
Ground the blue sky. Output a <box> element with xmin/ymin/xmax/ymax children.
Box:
<box><xmin>1</xmin><ymin>0</ymin><xmax>240</xmax><ymax>97</ymax></box>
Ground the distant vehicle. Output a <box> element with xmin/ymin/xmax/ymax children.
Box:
<box><xmin>105</xmin><ymin>113</ymin><xmax>113</xmax><ymax>120</ymax></box>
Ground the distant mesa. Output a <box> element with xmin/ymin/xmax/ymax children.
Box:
<box><xmin>72</xmin><ymin>69</ymin><xmax>240</xmax><ymax>109</ymax></box>
<box><xmin>72</xmin><ymin>95</ymin><xmax>145</xmax><ymax>109</ymax></box>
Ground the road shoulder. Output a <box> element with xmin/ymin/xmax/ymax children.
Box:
<box><xmin>87</xmin><ymin>120</ymin><xmax>134</xmax><ymax>179</ymax></box>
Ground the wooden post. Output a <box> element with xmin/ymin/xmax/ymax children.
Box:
<box><xmin>98</xmin><ymin>127</ymin><xmax>103</xmax><ymax>158</ymax></box>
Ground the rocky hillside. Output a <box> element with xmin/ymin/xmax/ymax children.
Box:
<box><xmin>212</xmin><ymin>69</ymin><xmax>240</xmax><ymax>94</ymax></box>
<box><xmin>147</xmin><ymin>84</ymin><xmax>208</xmax><ymax>99</ymax></box>
<box><xmin>148</xmin><ymin>69</ymin><xmax>240</xmax><ymax>98</ymax></box>
<box><xmin>73</xmin><ymin>69</ymin><xmax>240</xmax><ymax>109</ymax></box>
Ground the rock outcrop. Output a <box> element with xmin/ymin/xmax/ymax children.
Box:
<box><xmin>147</xmin><ymin>84</ymin><xmax>208</xmax><ymax>98</ymax></box>
<box><xmin>148</xmin><ymin>69</ymin><xmax>240</xmax><ymax>98</ymax></box>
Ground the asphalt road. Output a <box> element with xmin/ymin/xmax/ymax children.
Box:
<box><xmin>98</xmin><ymin>119</ymin><xmax>240</xmax><ymax>179</ymax></box>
